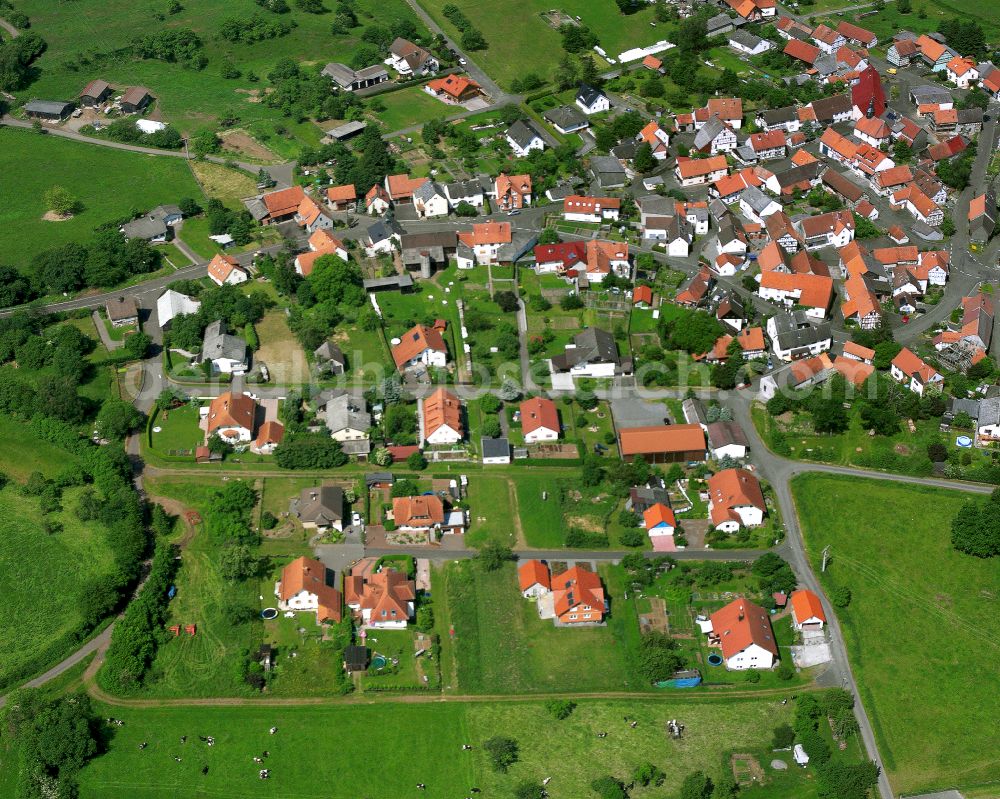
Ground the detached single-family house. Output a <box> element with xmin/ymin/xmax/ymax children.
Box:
<box><xmin>207</xmin><ymin>253</ymin><xmax>248</xmax><ymax>287</ymax></box>
<box><xmin>729</xmin><ymin>29</ymin><xmax>770</xmax><ymax>55</ymax></box>
<box><xmin>251</xmin><ymin>420</ymin><xmax>284</xmax><ymax>455</ymax></box>
<box><xmin>323</xmin><ymin>392</ymin><xmax>371</xmax><ymax>444</ymax></box>
<box><xmin>314</xmin><ymin>341</ymin><xmax>346</xmax><ymax>376</ymax></box>
<box><xmin>551</xmin><ymin>327</ymin><xmax>620</xmax><ymax>378</ymax></box>
<box><xmin>290</xmin><ymin>485</ymin><xmax>345</xmax><ymax>532</ymax></box>
<box><xmin>495</xmin><ymin>173</ymin><xmax>532</xmax><ymax>211</ymax></box>
<box><xmin>563</xmin><ymin>195</ymin><xmax>621</xmax><ymax>224</ymax></box>
<box><xmin>506</xmin><ymin>119</ymin><xmax>546</xmax><ymax>157</ymax></box>
<box><xmin>420</xmin><ymin>387</ymin><xmax>464</xmax><ymax>445</ymax></box>
<box><xmin>326</xmin><ymin>183</ymin><xmax>357</xmax><ymax>211</ymax></box>
<box><xmin>121</xmin><ymin>204</ymin><xmax>182</xmax><ymax>243</ymax></box>
<box><xmin>543</xmin><ymin>105</ymin><xmax>589</xmax><ymax>134</ymax></box>
<box><xmin>388</xmin><ymin>37</ymin><xmax>438</xmax><ymax>76</ymax></box>
<box><xmin>890</xmin><ymin>347</ymin><xmax>943</xmax><ymax>395</ymax></box>
<box><xmin>295</xmin><ymin>228</ymin><xmax>349</xmax><ymax>277</ymax></box>
<box><xmin>707</xmin><ymin>468</ymin><xmax>766</xmax><ymax>533</ymax></box>
<box><xmin>391</xmin><ymin>324</ymin><xmax>447</xmax><ymax>371</ymax></box>
<box><xmin>424</xmin><ymin>74</ymin><xmax>483</xmax><ymax>103</ymax></box>
<box><xmin>105</xmin><ymin>296</ymin><xmax>139</xmax><ymax>328</ymax></box>
<box><xmin>643</xmin><ymin>503</ymin><xmax>677</xmax><ymax>551</ymax></box>
<box><xmin>707</xmin><ymin>421</ymin><xmax>750</xmax><ymax>461</ymax></box>
<box><xmin>576</xmin><ymin>83</ymin><xmax>610</xmax><ymax>115</ymax></box>
<box><xmin>946</xmin><ymin>56</ymin><xmax>979</xmax><ymax>88</ymax></box>
<box><xmin>552</xmin><ymin>566</ymin><xmax>606</xmax><ymax>625</ymax></box>
<box><xmin>276</xmin><ymin>556</ymin><xmax>342</xmax><ymax>623</ymax></box>
<box><xmin>520</xmin><ymin>396</ymin><xmax>560</xmax><ymax>443</ymax></box>
<box><xmin>412</xmin><ymin>180</ymin><xmax>450</xmax><ymax>219</ymax></box>
<box><xmin>766</xmin><ymin>310</ymin><xmax>833</xmax><ymax>361</ymax></box>
<box><xmin>705</xmin><ymin>598</ymin><xmax>779</xmax><ymax>670</ymax></box>
<box><xmin>206</xmin><ymin>391</ymin><xmax>257</xmax><ymax>443</ymax></box>
<box><xmin>790</xmin><ymin>589</ymin><xmax>827</xmax><ymax>630</ymax></box>
<box><xmin>345</xmin><ymin>567</ymin><xmax>416</xmax><ymax>629</ymax></box>
<box><xmin>675</xmin><ymin>155</ymin><xmax>729</xmax><ymax>187</ymax></box>
<box><xmin>200</xmin><ymin>320</ymin><xmax>248</xmax><ymax>375</ymax></box>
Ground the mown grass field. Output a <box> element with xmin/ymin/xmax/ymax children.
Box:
<box><xmin>16</xmin><ymin>0</ymin><xmax>429</xmax><ymax>136</ymax></box>
<box><xmin>442</xmin><ymin>561</ymin><xmax>633</xmax><ymax>694</ymax></box>
<box><xmin>515</xmin><ymin>474</ymin><xmax>566</xmax><ymax>547</ymax></box>
<box><xmin>76</xmin><ymin>697</ymin><xmax>796</xmax><ymax>799</ymax></box>
<box><xmin>0</xmin><ymin>128</ymin><xmax>204</xmax><ymax>266</ymax></box>
<box><xmin>254</xmin><ymin>310</ymin><xmax>308</xmax><ymax>385</ymax></box>
<box><xmin>792</xmin><ymin>473</ymin><xmax>1000</xmax><ymax>796</ymax></box>
<box><xmin>421</xmin><ymin>0</ymin><xmax>675</xmax><ymax>89</ymax></box>
<box><xmin>0</xmin><ymin>485</ymin><xmax>116</xmax><ymax>690</ymax></box>
<box><xmin>373</xmin><ymin>85</ymin><xmax>453</xmax><ymax>132</ymax></box>
<box><xmin>189</xmin><ymin>160</ymin><xmax>258</xmax><ymax>205</ymax></box>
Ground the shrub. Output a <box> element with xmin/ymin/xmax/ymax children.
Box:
<box><xmin>830</xmin><ymin>585</ymin><xmax>852</xmax><ymax>608</ymax></box>
<box><xmin>772</xmin><ymin>723</ymin><xmax>795</xmax><ymax>749</ymax></box>
<box><xmin>619</xmin><ymin>527</ymin><xmax>646</xmax><ymax>547</ymax></box>
<box><xmin>545</xmin><ymin>699</ymin><xmax>577</xmax><ymax>719</ymax></box>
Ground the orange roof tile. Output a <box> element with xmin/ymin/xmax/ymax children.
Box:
<box><xmin>709</xmin><ymin>598</ymin><xmax>778</xmax><ymax>660</ymax></box>
<box><xmin>790</xmin><ymin>589</ymin><xmax>826</xmax><ymax>624</ymax></box>
<box><xmin>619</xmin><ymin>424</ymin><xmax>706</xmax><ymax>457</ymax></box>
<box><xmin>644</xmin><ymin>503</ymin><xmax>676</xmax><ymax>529</ymax></box>
<box><xmin>391</xmin><ymin>324</ymin><xmax>447</xmax><ymax>368</ymax></box>
<box><xmin>520</xmin><ymin>396</ymin><xmax>559</xmax><ymax>436</ymax></box>
<box><xmin>518</xmin><ymin>559</ymin><xmax>551</xmax><ymax>591</ymax></box>
<box><xmin>422</xmin><ymin>386</ymin><xmax>463</xmax><ymax>438</ymax></box>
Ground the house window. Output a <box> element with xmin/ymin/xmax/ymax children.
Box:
<box><xmin>569</xmin><ymin>614</ymin><xmax>577</xmax><ymax>620</ymax></box>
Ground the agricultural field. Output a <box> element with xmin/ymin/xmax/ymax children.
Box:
<box><xmin>0</xmin><ymin>484</ymin><xmax>116</xmax><ymax>691</ymax></box>
<box><xmin>793</xmin><ymin>474</ymin><xmax>1000</xmax><ymax>796</ymax></box>
<box><xmin>441</xmin><ymin>561</ymin><xmax>633</xmax><ymax>693</ymax></box>
<box><xmin>188</xmin><ymin>160</ymin><xmax>259</xmax><ymax>206</ymax></box>
<box><xmin>15</xmin><ymin>0</ymin><xmax>430</xmax><ymax>137</ymax></box>
<box><xmin>74</xmin><ymin>696</ymin><xmax>801</xmax><ymax>799</ymax></box>
<box><xmin>0</xmin><ymin>128</ymin><xmax>203</xmax><ymax>266</ymax></box>
<box><xmin>421</xmin><ymin>0</ymin><xmax>675</xmax><ymax>89</ymax></box>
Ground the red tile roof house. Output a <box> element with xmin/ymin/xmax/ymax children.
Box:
<box><xmin>294</xmin><ymin>228</ymin><xmax>348</xmax><ymax>277</ymax></box>
<box><xmin>705</xmin><ymin>598</ymin><xmax>779</xmax><ymax>670</ymax></box>
<box><xmin>890</xmin><ymin>347</ymin><xmax>944</xmax><ymax>396</ymax></box>
<box><xmin>391</xmin><ymin>494</ymin><xmax>465</xmax><ymax>537</ymax></box>
<box><xmin>345</xmin><ymin>566</ymin><xmax>416</xmax><ymax>629</ymax></box>
<box><xmin>420</xmin><ymin>387</ymin><xmax>464</xmax><ymax>446</ymax></box>
<box><xmin>207</xmin><ymin>253</ymin><xmax>248</xmax><ymax>287</ymax></box>
<box><xmin>643</xmin><ymin>503</ymin><xmax>677</xmax><ymax>552</ymax></box>
<box><xmin>790</xmin><ymin>589</ymin><xmax>827</xmax><ymax>630</ymax></box>
<box><xmin>706</xmin><ymin>468</ymin><xmax>766</xmax><ymax>534</ymax></box>
<box><xmin>260</xmin><ymin>185</ymin><xmax>306</xmax><ymax>224</ymax></box>
<box><xmin>563</xmin><ymin>195</ymin><xmax>621</xmax><ymax>224</ymax></box>
<box><xmin>205</xmin><ymin>391</ymin><xmax>258</xmax><ymax>444</ymax></box>
<box><xmin>518</xmin><ymin>559</ymin><xmax>551</xmax><ymax>599</ymax></box>
<box><xmin>275</xmin><ymin>556</ymin><xmax>342</xmax><ymax>624</ymax></box>
<box><xmin>391</xmin><ymin>324</ymin><xmax>448</xmax><ymax>372</ymax></box>
<box><xmin>520</xmin><ymin>396</ymin><xmax>560</xmax><ymax>443</ymax></box>
<box><xmin>551</xmin><ymin>566</ymin><xmax>606</xmax><ymax>625</ymax></box>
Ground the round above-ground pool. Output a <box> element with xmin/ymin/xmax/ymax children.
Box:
<box><xmin>707</xmin><ymin>653</ymin><xmax>724</xmax><ymax>666</ymax></box>
<box><xmin>371</xmin><ymin>654</ymin><xmax>387</xmax><ymax>670</ymax></box>
<box><xmin>956</xmin><ymin>435</ymin><xmax>973</xmax><ymax>448</ymax></box>
<box><xmin>261</xmin><ymin>608</ymin><xmax>278</xmax><ymax>620</ymax></box>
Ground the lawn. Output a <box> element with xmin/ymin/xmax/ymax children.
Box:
<box><xmin>515</xmin><ymin>474</ymin><xmax>566</xmax><ymax>548</ymax></box>
<box><xmin>792</xmin><ymin>473</ymin><xmax>1000</xmax><ymax>796</ymax></box>
<box><xmin>463</xmin><ymin>476</ymin><xmax>518</xmax><ymax>546</ymax></box>
<box><xmin>148</xmin><ymin>402</ymin><xmax>203</xmax><ymax>458</ymax></box>
<box><xmin>373</xmin><ymin>85</ymin><xmax>453</xmax><ymax>132</ymax></box>
<box><xmin>254</xmin><ymin>310</ymin><xmax>308</xmax><ymax>385</ymax></box>
<box><xmin>420</xmin><ymin>0</ymin><xmax>675</xmax><ymax>89</ymax></box>
<box><xmin>75</xmin><ymin>696</ymin><xmax>796</xmax><ymax>799</ymax></box>
<box><xmin>442</xmin><ymin>561</ymin><xmax>632</xmax><ymax>694</ymax></box>
<box><xmin>15</xmin><ymin>0</ymin><xmax>431</xmax><ymax>136</ymax></box>
<box><xmin>0</xmin><ymin>128</ymin><xmax>203</xmax><ymax>266</ymax></box>
<box><xmin>0</xmin><ymin>485</ymin><xmax>117</xmax><ymax>690</ymax></box>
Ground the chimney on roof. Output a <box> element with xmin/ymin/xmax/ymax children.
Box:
<box><xmin>737</xmin><ymin>604</ymin><xmax>745</xmax><ymax>621</ymax></box>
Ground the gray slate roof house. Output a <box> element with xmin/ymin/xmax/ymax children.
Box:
<box><xmin>481</xmin><ymin>437</ymin><xmax>511</xmax><ymax>463</ymax></box>
<box><xmin>707</xmin><ymin>421</ymin><xmax>750</xmax><ymax>453</ymax></box>
<box><xmin>105</xmin><ymin>296</ymin><xmax>139</xmax><ymax>326</ymax></box>
<box><xmin>289</xmin><ymin>485</ymin><xmax>344</xmax><ymax>529</ymax></box>
<box><xmin>590</xmin><ymin>156</ymin><xmax>628</xmax><ymax>188</ymax></box>
<box><xmin>682</xmin><ymin>398</ymin><xmax>708</xmax><ymax>427</ymax></box>
<box><xmin>121</xmin><ymin>204</ymin><xmax>182</xmax><ymax>242</ymax></box>
<box><xmin>314</xmin><ymin>341</ymin><xmax>346</xmax><ymax>375</ymax></box>
<box><xmin>729</xmin><ymin>29</ymin><xmax>766</xmax><ymax>52</ymax></box>
<box><xmin>626</xmin><ymin>482</ymin><xmax>671</xmax><ymax>513</ymax></box>
<box><xmin>756</xmin><ymin>106</ymin><xmax>797</xmax><ymax>129</ymax></box>
<box><xmin>543</xmin><ymin>104</ymin><xmax>589</xmax><ymax>133</ymax></box>
<box><xmin>970</xmin><ymin>185</ymin><xmax>997</xmax><ymax>243</ymax></box>
<box><xmin>506</xmin><ymin>119</ymin><xmax>545</xmax><ymax>152</ymax></box>
<box><xmin>693</xmin><ymin>115</ymin><xmax>731</xmax><ymax>152</ymax></box>
<box><xmin>768</xmin><ymin>310</ymin><xmax>832</xmax><ymax>355</ymax></box>
<box><xmin>551</xmin><ymin>327</ymin><xmax>620</xmax><ymax>372</ymax></box>
<box><xmin>323</xmin><ymin>392</ymin><xmax>372</xmax><ymax>437</ymax></box>
<box><xmin>200</xmin><ymin>320</ymin><xmax>248</xmax><ymax>370</ymax></box>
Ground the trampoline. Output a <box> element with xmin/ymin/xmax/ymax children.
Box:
<box><xmin>707</xmin><ymin>653</ymin><xmax>724</xmax><ymax>666</ymax></box>
<box><xmin>261</xmin><ymin>608</ymin><xmax>278</xmax><ymax>620</ymax></box>
<box><xmin>371</xmin><ymin>654</ymin><xmax>387</xmax><ymax>670</ymax></box>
